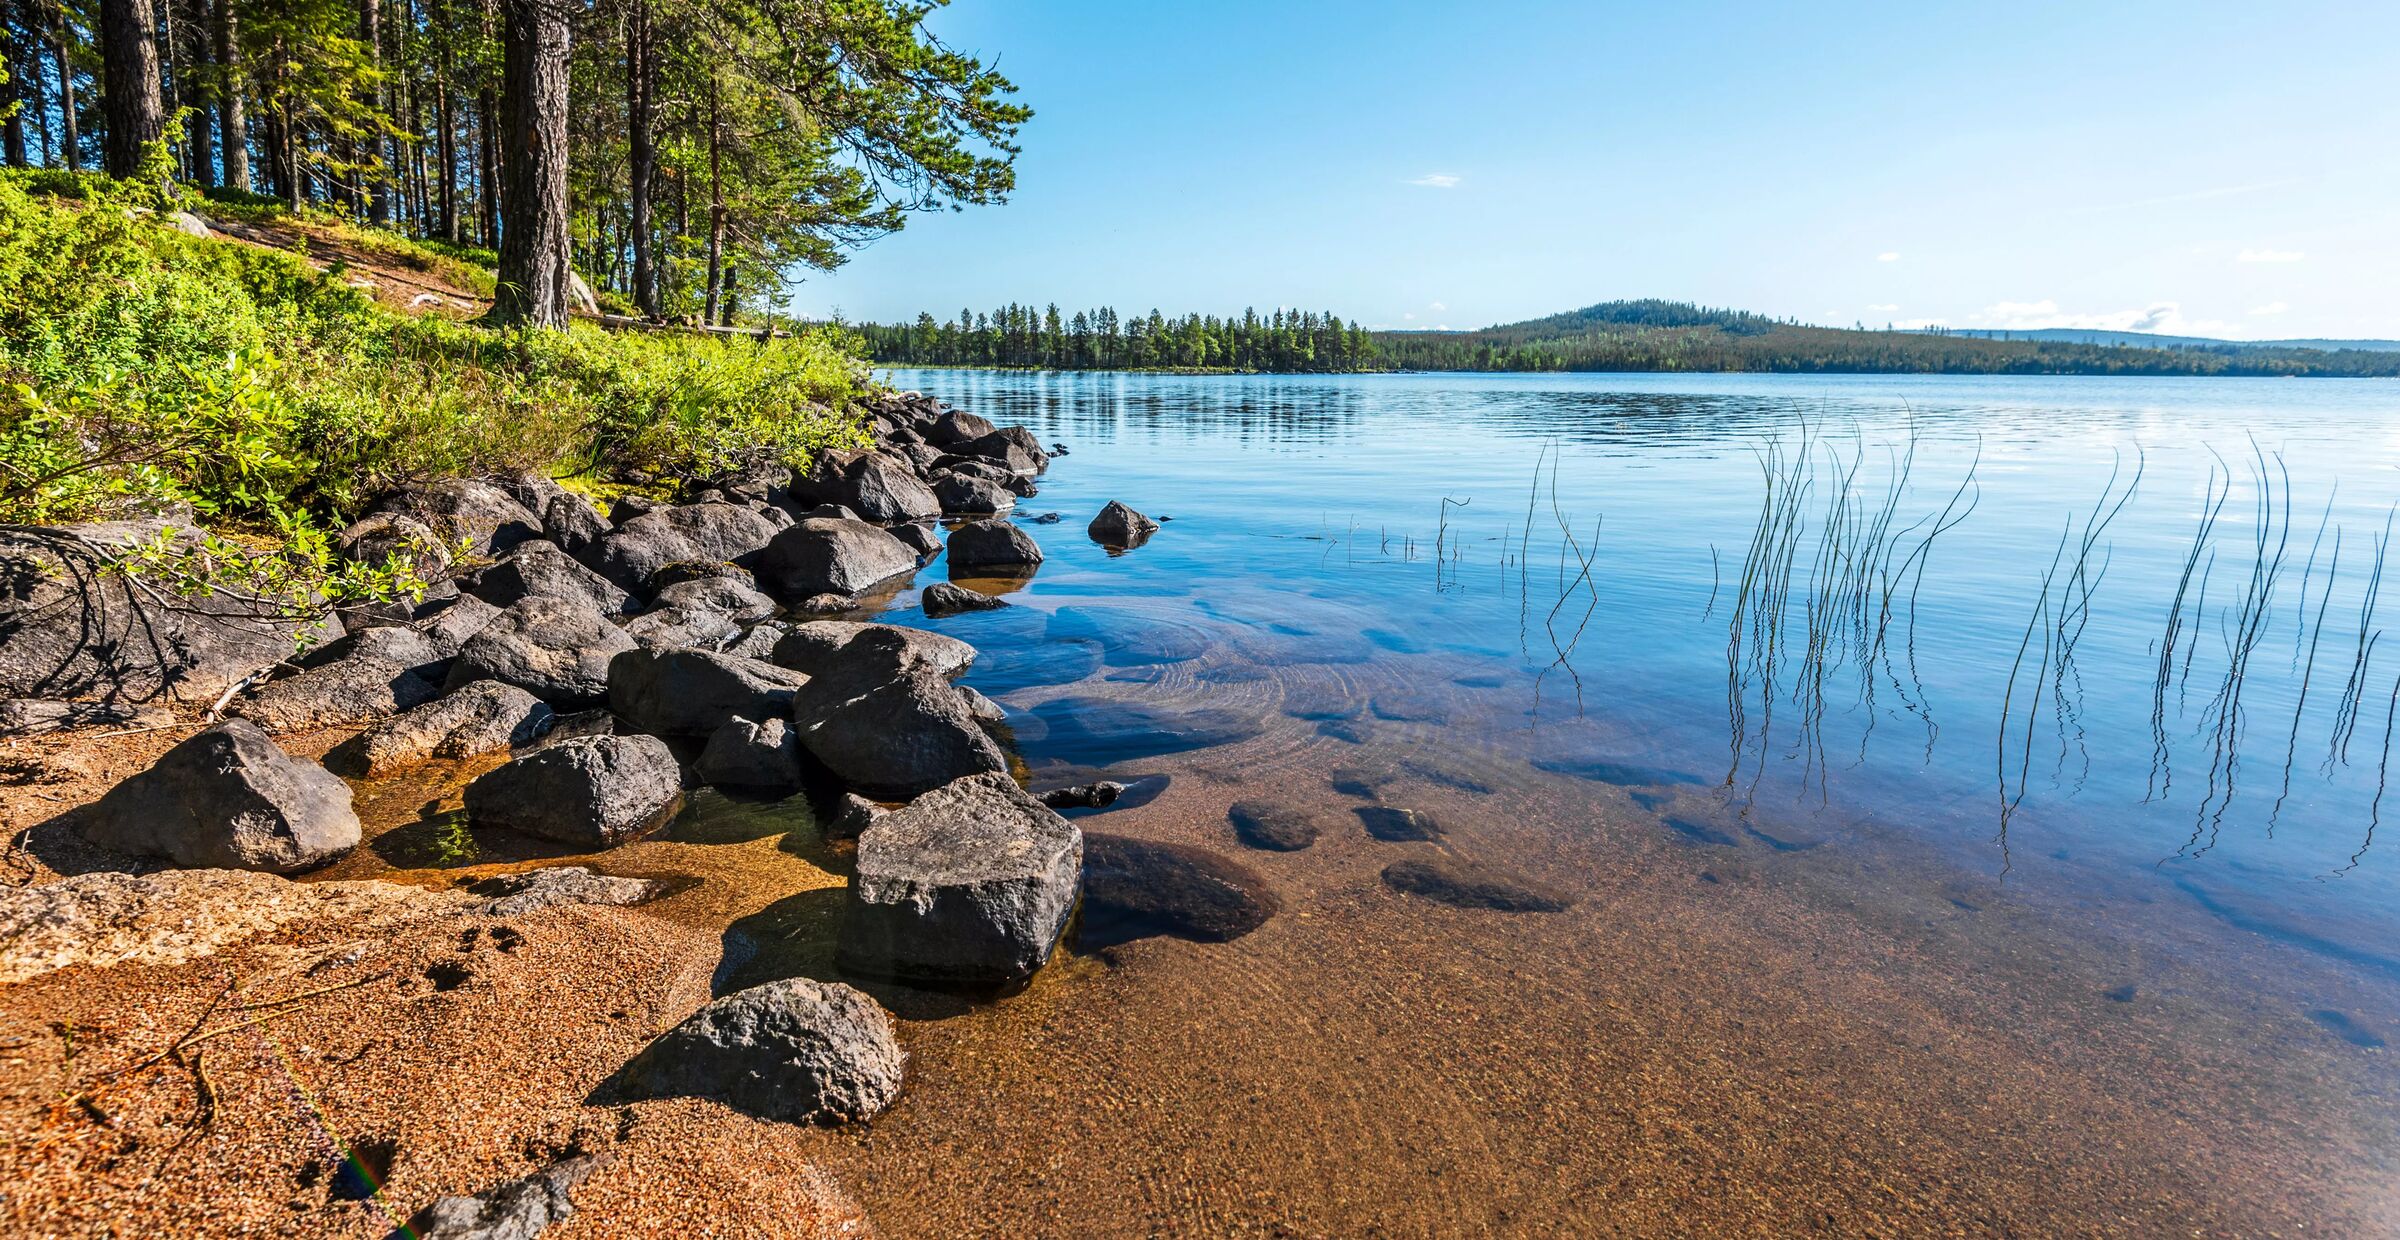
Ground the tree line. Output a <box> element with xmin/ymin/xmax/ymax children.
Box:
<box><xmin>1</xmin><ymin>0</ymin><xmax>1026</xmax><ymax>328</ymax></box>
<box><xmin>855</xmin><ymin>304</ymin><xmax>1378</xmax><ymax>372</ymax></box>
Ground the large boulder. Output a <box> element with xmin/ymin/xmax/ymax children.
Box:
<box><xmin>769</xmin><ymin>621</ymin><xmax>975</xmax><ymax>680</ymax></box>
<box><xmin>465</xmin><ymin>541</ymin><xmax>635</xmax><ymax>616</ymax></box>
<box><xmin>929</xmin><ymin>472</ymin><xmax>1016</xmax><ymax>517</ymax></box>
<box><xmin>538</xmin><ymin>492</ymin><xmax>612</xmax><ymax>558</ymax></box>
<box><xmin>837</xmin><ymin>772</ymin><xmax>1081</xmax><ymax>987</ymax></box>
<box><xmin>947</xmin><ymin>430</ymin><xmax>1045</xmax><ymax>475</ymax></box>
<box><xmin>297</xmin><ymin>623</ymin><xmax>453</xmax><ymax>681</ymax></box>
<box><xmin>80</xmin><ymin>720</ymin><xmax>360</xmax><ymax>873</ymax></box>
<box><xmin>0</xmin><ymin>523</ymin><xmax>341</xmax><ymax>705</ymax></box>
<box><xmin>444</xmin><ymin>595</ymin><xmax>636</xmax><ymax>708</ymax></box>
<box><xmin>788</xmin><ymin>630</ymin><xmax>1006</xmax><ymax>799</ymax></box>
<box><xmin>584</xmin><ymin>503</ymin><xmax>781</xmax><ymax>593</ymax></box>
<box><xmin>619</xmin><ymin>978</ymin><xmax>904</xmax><ymax>1124</ymax></box>
<box><xmin>323</xmin><ymin>680</ymin><xmax>555</xmax><ymax>778</ymax></box>
<box><xmin>649</xmin><ymin>576</ymin><xmax>775</xmax><ymax>623</ymax></box>
<box><xmin>755</xmin><ymin>518</ymin><xmax>919</xmax><ymax>600</ymax></box>
<box><xmin>694</xmin><ymin>716</ymin><xmax>803</xmax><ymax>790</ymax></box>
<box><xmin>229</xmin><ymin>654</ymin><xmax>441</xmax><ymax>731</ymax></box>
<box><xmin>945</xmin><ymin>520</ymin><xmax>1043</xmax><ymax>572</ymax></box>
<box><xmin>608</xmin><ymin>648</ymin><xmax>808</xmax><ymax>739</ymax></box>
<box><xmin>369</xmin><ymin>479</ymin><xmax>543</xmax><ymax>557</ymax></box>
<box><xmin>842</xmin><ymin>454</ymin><xmax>942</xmax><ymax>523</ymax></box>
<box><xmin>463</xmin><ymin>734</ymin><xmax>682</xmax><ymax>848</ymax></box>
<box><xmin>925</xmin><ymin>409</ymin><xmax>998</xmax><ymax>447</ymax></box>
<box><xmin>620</xmin><ymin>605</ymin><xmax>742</xmax><ymax>652</ymax></box>
<box><xmin>1087</xmin><ymin>501</ymin><xmax>1160</xmax><ymax>550</ymax></box>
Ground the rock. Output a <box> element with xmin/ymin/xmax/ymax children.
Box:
<box><xmin>466</xmin><ymin>540</ymin><xmax>636</xmax><ymax>616</ymax></box>
<box><xmin>1228</xmin><ymin>801</ymin><xmax>1320</xmax><ymax>851</ymax></box>
<box><xmin>645</xmin><ymin>559</ymin><xmax>753</xmax><ymax>592</ymax></box>
<box><xmin>585</xmin><ymin>503</ymin><xmax>781</xmax><ymax>593</ymax></box>
<box><xmin>724</xmin><ymin>621</ymin><xmax>790</xmax><ymax>660</ymax></box>
<box><xmin>1357</xmin><ymin>806</ymin><xmax>1443</xmax><ymax>842</ymax></box>
<box><xmin>1028</xmin><ymin>512</ymin><xmax>1063</xmax><ymax>524</ymax></box>
<box><xmin>535</xmin><ymin>493</ymin><xmax>611</xmax><ymax>559</ymax></box>
<box><xmin>694</xmin><ymin>716</ymin><xmax>804</xmax><ymax>790</ymax></box>
<box><xmin>930</xmin><ymin>472</ymin><xmax>1016</xmax><ymax>516</ymax></box>
<box><xmin>790</xmin><ymin>658</ymin><xmax>1007</xmax><ymax>801</ymax></box>
<box><xmin>166</xmin><ymin>209</ymin><xmax>211</xmax><ymax>238</ymax></box>
<box><xmin>770</xmin><ymin>621</ymin><xmax>975</xmax><ymax>680</ymax></box>
<box><xmin>649</xmin><ymin>576</ymin><xmax>775</xmax><ymax>624</ymax></box>
<box><xmin>334</xmin><ymin>511</ymin><xmax>454</xmax><ymax>579</ymax></box>
<box><xmin>620</xmin><ymin>978</ymin><xmax>904</xmax><ymax>1124</ymax></box>
<box><xmin>958</xmin><ymin>684</ymin><xmax>1005</xmax><ymax>723</ymax></box>
<box><xmin>461</xmin><ymin>867</ymin><xmax>661</xmax><ymax>916</ymax></box>
<box><xmin>300</xmin><ymin>623</ymin><xmax>453</xmax><ymax>681</ymax></box>
<box><xmin>608</xmin><ymin>648</ymin><xmax>809</xmax><ymax>739</ymax></box>
<box><xmin>895</xmin><ymin>442</ymin><xmax>946</xmax><ymax>474</ymax></box>
<box><xmin>606</xmin><ymin>495</ymin><xmax>658</xmax><ymax>525</ymax></box>
<box><xmin>493</xmin><ymin>471</ymin><xmax>570</xmax><ymax>515</ymax></box>
<box><xmin>370</xmin><ymin>479</ymin><xmax>544</xmax><ymax>557</ymax></box>
<box><xmin>620</xmin><ymin>604</ymin><xmax>743</xmax><ymax>652</ymax></box>
<box><xmin>0</xmin><ymin>869</ymin><xmax>453</xmax><ymax>985</ymax></box>
<box><xmin>463</xmin><ymin>734</ymin><xmax>682</xmax><ymax>848</ymax></box>
<box><xmin>1381</xmin><ymin>858</ymin><xmax>1575</xmax><ymax>912</ymax></box>
<box><xmin>443</xmin><ymin>597</ymin><xmax>635</xmax><ymax>709</ymax></box>
<box><xmin>844</xmin><ymin>453</ymin><xmax>942</xmax><ymax>523</ymax></box>
<box><xmin>231</xmin><ymin>654</ymin><xmax>441</xmax><ymax>730</ymax></box>
<box><xmin>926</xmin><ymin>409</ymin><xmax>998</xmax><ymax>446</ymax></box>
<box><xmin>919</xmin><ymin>581</ymin><xmax>1007</xmax><ymax>617</ymax></box>
<box><xmin>794</xmin><ymin>593</ymin><xmax>852</xmax><ymax>615</ymax></box>
<box><xmin>1080</xmin><ymin>834</ymin><xmax>1278</xmax><ymax>946</ymax></box>
<box><xmin>795</xmin><ymin>503</ymin><xmax>861</xmax><ymax>522</ymax></box>
<box><xmin>783</xmin><ymin>450</ymin><xmax>868</xmax><ymax>509</ymax></box>
<box><xmin>0</xmin><ymin>523</ymin><xmax>341</xmax><ymax>705</ymax></box>
<box><xmin>0</xmin><ymin>699</ymin><xmax>174</xmax><ymax>736</ymax></box>
<box><xmin>838</xmin><ymin>772</ymin><xmax>1081</xmax><ymax>987</ymax></box>
<box><xmin>823</xmin><ymin>792</ymin><xmax>881</xmax><ymax>841</ymax></box>
<box><xmin>945</xmin><ymin>520</ymin><xmax>1043</xmax><ymax>572</ymax></box>
<box><xmin>401</xmin><ymin>1153</ymin><xmax>607</xmax><ymax>1240</ymax></box>
<box><xmin>81</xmin><ymin>720</ymin><xmax>360</xmax><ymax>872</ymax></box>
<box><xmin>1041</xmin><ymin>782</ymin><xmax>1123</xmax><ymax>810</ymax></box>
<box><xmin>889</xmin><ymin>522</ymin><xmax>942</xmax><ymax>560</ymax></box>
<box><xmin>416</xmin><ymin>594</ymin><xmax>505</xmax><ymax>652</ymax></box>
<box><xmin>1087</xmin><ymin>501</ymin><xmax>1160</xmax><ymax>549</ymax></box>
<box><xmin>949</xmin><ymin>430</ymin><xmax>1045</xmax><ymax>474</ymax></box>
<box><xmin>324</xmin><ymin>680</ymin><xmax>554</xmax><ymax>778</ymax></box>
<box><xmin>756</xmin><ymin>518</ymin><xmax>919</xmax><ymax>600</ymax></box>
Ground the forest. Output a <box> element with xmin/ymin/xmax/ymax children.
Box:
<box><xmin>854</xmin><ymin>304</ymin><xmax>1376</xmax><ymax>372</ymax></box>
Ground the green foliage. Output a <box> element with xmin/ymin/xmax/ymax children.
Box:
<box><xmin>859</xmin><ymin>303</ymin><xmax>1377</xmax><ymax>372</ymax></box>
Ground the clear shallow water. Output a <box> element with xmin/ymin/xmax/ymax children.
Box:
<box><xmin>889</xmin><ymin>368</ymin><xmax>2400</xmax><ymax>982</ymax></box>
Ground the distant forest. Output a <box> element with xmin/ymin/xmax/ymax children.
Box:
<box><xmin>855</xmin><ymin>305</ymin><xmax>1376</xmax><ymax>372</ymax></box>
<box><xmin>854</xmin><ymin>299</ymin><xmax>2400</xmax><ymax>377</ymax></box>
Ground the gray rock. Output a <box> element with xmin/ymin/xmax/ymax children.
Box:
<box><xmin>895</xmin><ymin>442</ymin><xmax>945</xmax><ymax>474</ymax></box>
<box><xmin>608</xmin><ymin>648</ymin><xmax>809</xmax><ymax>739</ymax></box>
<box><xmin>461</xmin><ymin>867</ymin><xmax>660</xmax><ymax>917</ymax></box>
<box><xmin>958</xmin><ymin>684</ymin><xmax>1006</xmax><ymax>723</ymax></box>
<box><xmin>1381</xmin><ymin>857</ymin><xmax>1575</xmax><ymax>912</ymax></box>
<box><xmin>947</xmin><ymin>430</ymin><xmax>1045</xmax><ymax>474</ymax></box>
<box><xmin>788</xmin><ymin>630</ymin><xmax>1004</xmax><ymax>800</ymax></box>
<box><xmin>1087</xmin><ymin>500</ymin><xmax>1161</xmax><ymax>549</ymax></box>
<box><xmin>756</xmin><ymin>518</ymin><xmax>919</xmax><ymax>600</ymax></box>
<box><xmin>324</xmin><ymin>680</ymin><xmax>554</xmax><ymax>778</ymax></box>
<box><xmin>605</xmin><ymin>495</ymin><xmax>657</xmax><ymax>525</ymax></box>
<box><xmin>444</xmin><ymin>596</ymin><xmax>636</xmax><ymax>708</ymax></box>
<box><xmin>620</xmin><ymin>978</ymin><xmax>904</xmax><ymax>1124</ymax></box>
<box><xmin>537</xmin><ymin>493</ymin><xmax>611</xmax><ymax>558</ymax></box>
<box><xmin>769</xmin><ymin>620</ymin><xmax>975</xmax><ymax>680</ymax></box>
<box><xmin>401</xmin><ymin>1153</ymin><xmax>607</xmax><ymax>1240</ymax></box>
<box><xmin>945</xmin><ymin>520</ymin><xmax>1043</xmax><ymax>572</ymax></box>
<box><xmin>838</xmin><ymin>772</ymin><xmax>1081</xmax><ymax>987</ymax></box>
<box><xmin>930</xmin><ymin>472</ymin><xmax>1016</xmax><ymax>516</ymax></box>
<box><xmin>845</xmin><ymin>453</ymin><xmax>942</xmax><ymax>523</ymax></box>
<box><xmin>1357</xmin><ymin>806</ymin><xmax>1443</xmax><ymax>842</ymax></box>
<box><xmin>370</xmin><ymin>479</ymin><xmax>544</xmax><ymax>557</ymax></box>
<box><xmin>334</xmin><ymin>511</ymin><xmax>454</xmax><ymax>579</ymax></box>
<box><xmin>694</xmin><ymin>716</ymin><xmax>803</xmax><ymax>790</ymax></box>
<box><xmin>926</xmin><ymin>409</ymin><xmax>999</xmax><ymax>446</ymax></box>
<box><xmin>919</xmin><ymin>580</ymin><xmax>1007</xmax><ymax>617</ymax></box>
<box><xmin>823</xmin><ymin>791</ymin><xmax>881</xmax><ymax>841</ymax></box>
<box><xmin>619</xmin><ymin>604</ymin><xmax>743</xmax><ymax>652</ymax></box>
<box><xmin>889</xmin><ymin>522</ymin><xmax>942</xmax><ymax>560</ymax></box>
<box><xmin>644</xmin><ymin>559</ymin><xmax>754</xmax><ymax>592</ymax></box>
<box><xmin>649</xmin><ymin>576</ymin><xmax>775</xmax><ymax>623</ymax></box>
<box><xmin>723</xmin><ymin>621</ymin><xmax>790</xmax><ymax>660</ymax></box>
<box><xmin>299</xmin><ymin>623</ymin><xmax>452</xmax><ymax>680</ymax></box>
<box><xmin>1228</xmin><ymin>801</ymin><xmax>1319</xmax><ymax>851</ymax></box>
<box><xmin>1080</xmin><ymin>833</ymin><xmax>1278</xmax><ymax>946</ymax></box>
<box><xmin>231</xmin><ymin>654</ymin><xmax>440</xmax><ymax>731</ymax></box>
<box><xmin>586</xmin><ymin>503</ymin><xmax>781</xmax><ymax>593</ymax></box>
<box><xmin>81</xmin><ymin>720</ymin><xmax>360</xmax><ymax>872</ymax></box>
<box><xmin>463</xmin><ymin>734</ymin><xmax>682</xmax><ymax>847</ymax></box>
<box><xmin>467</xmin><ymin>541</ymin><xmax>635</xmax><ymax>616</ymax></box>
<box><xmin>415</xmin><ymin>594</ymin><xmax>505</xmax><ymax>652</ymax></box>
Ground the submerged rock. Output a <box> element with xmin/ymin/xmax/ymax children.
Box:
<box><xmin>324</xmin><ymin>680</ymin><xmax>554</xmax><ymax>778</ymax></box>
<box><xmin>1356</xmin><ymin>806</ymin><xmax>1443</xmax><ymax>842</ymax></box>
<box><xmin>838</xmin><ymin>772</ymin><xmax>1081</xmax><ymax>987</ymax></box>
<box><xmin>1079</xmin><ymin>833</ymin><xmax>1278</xmax><ymax>948</ymax></box>
<box><xmin>461</xmin><ymin>866</ymin><xmax>662</xmax><ymax>917</ymax></box>
<box><xmin>1040</xmin><ymin>781</ymin><xmax>1124</xmax><ymax>810</ymax></box>
<box><xmin>81</xmin><ymin>720</ymin><xmax>360</xmax><ymax>873</ymax></box>
<box><xmin>1228</xmin><ymin>801</ymin><xmax>1320</xmax><ymax>851</ymax></box>
<box><xmin>463</xmin><ymin>734</ymin><xmax>682</xmax><ymax>848</ymax></box>
<box><xmin>621</xmin><ymin>978</ymin><xmax>904</xmax><ymax>1125</ymax></box>
<box><xmin>1381</xmin><ymin>857</ymin><xmax>1575</xmax><ymax>913</ymax></box>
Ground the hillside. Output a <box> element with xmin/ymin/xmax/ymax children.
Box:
<box><xmin>1370</xmin><ymin>300</ymin><xmax>2400</xmax><ymax>377</ymax></box>
<box><xmin>1915</xmin><ymin>327</ymin><xmax>2400</xmax><ymax>354</ymax></box>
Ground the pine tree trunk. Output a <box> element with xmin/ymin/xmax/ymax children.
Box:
<box><xmin>624</xmin><ymin>0</ymin><xmax>655</xmax><ymax>316</ymax></box>
<box><xmin>181</xmin><ymin>0</ymin><xmax>214</xmax><ymax>186</ymax></box>
<box><xmin>359</xmin><ymin>0</ymin><xmax>385</xmax><ymax>222</ymax></box>
<box><xmin>97</xmin><ymin>0</ymin><xmax>164</xmax><ymax>179</ymax></box>
<box><xmin>488</xmin><ymin>0</ymin><xmax>570</xmax><ymax>329</ymax></box>
<box><xmin>212</xmin><ymin>0</ymin><xmax>244</xmax><ymax>189</ymax></box>
<box><xmin>434</xmin><ymin>0</ymin><xmax>456</xmax><ymax>240</ymax></box>
<box><xmin>52</xmin><ymin>4</ymin><xmax>77</xmax><ymax>170</ymax></box>
<box><xmin>476</xmin><ymin>85</ymin><xmax>498</xmax><ymax>248</ymax></box>
<box><xmin>702</xmin><ymin>72</ymin><xmax>722</xmax><ymax>324</ymax></box>
<box><xmin>3</xmin><ymin>0</ymin><xmax>29</xmax><ymax>167</ymax></box>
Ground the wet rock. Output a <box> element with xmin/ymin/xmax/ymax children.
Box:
<box><xmin>1020</xmin><ymin>695</ymin><xmax>1256</xmax><ymax>766</ymax></box>
<box><xmin>823</xmin><ymin>791</ymin><xmax>881</xmax><ymax>841</ymax></box>
<box><xmin>608</xmin><ymin>648</ymin><xmax>809</xmax><ymax>739</ymax></box>
<box><xmin>463</xmin><ymin>734</ymin><xmax>682</xmax><ymax>848</ymax></box>
<box><xmin>325</xmin><ymin>680</ymin><xmax>555</xmax><ymax>778</ymax></box>
<box><xmin>930</xmin><ymin>472</ymin><xmax>1016</xmax><ymax>517</ymax></box>
<box><xmin>462</xmin><ymin>867</ymin><xmax>661</xmax><ymax>917</ymax></box>
<box><xmin>400</xmin><ymin>1152</ymin><xmax>607</xmax><ymax>1240</ymax></box>
<box><xmin>335</xmin><ymin>511</ymin><xmax>454</xmax><ymax>579</ymax></box>
<box><xmin>1041</xmin><ymin>781</ymin><xmax>1124</xmax><ymax>810</ymax></box>
<box><xmin>945</xmin><ymin>520</ymin><xmax>1043</xmax><ymax>572</ymax></box>
<box><xmin>231</xmin><ymin>655</ymin><xmax>441</xmax><ymax>731</ymax></box>
<box><xmin>1356</xmin><ymin>806</ymin><xmax>1443</xmax><ymax>842</ymax></box>
<box><xmin>369</xmin><ymin>479</ymin><xmax>543</xmax><ymax>557</ymax></box>
<box><xmin>838</xmin><ymin>772</ymin><xmax>1081</xmax><ymax>987</ymax></box>
<box><xmin>585</xmin><ymin>503</ymin><xmax>781</xmax><ymax>593</ymax></box>
<box><xmin>756</xmin><ymin>518</ymin><xmax>920</xmax><ymax>600</ymax></box>
<box><xmin>919</xmin><ymin>580</ymin><xmax>1007</xmax><ymax>617</ymax></box>
<box><xmin>651</xmin><ymin>576</ymin><xmax>775</xmax><ymax>624</ymax></box>
<box><xmin>1381</xmin><ymin>858</ymin><xmax>1575</xmax><ymax>913</ymax></box>
<box><xmin>621</xmin><ymin>978</ymin><xmax>904</xmax><ymax>1125</ymax></box>
<box><xmin>1080</xmin><ymin>833</ymin><xmax>1278</xmax><ymax>947</ymax></box>
<box><xmin>1028</xmin><ymin>512</ymin><xmax>1063</xmax><ymax>525</ymax></box>
<box><xmin>1086</xmin><ymin>501</ymin><xmax>1159</xmax><ymax>549</ymax></box>
<box><xmin>694</xmin><ymin>716</ymin><xmax>804</xmax><ymax>790</ymax></box>
<box><xmin>82</xmin><ymin>720</ymin><xmax>360</xmax><ymax>872</ymax></box>
<box><xmin>770</xmin><ymin>621</ymin><xmax>975</xmax><ymax>680</ymax></box>
<box><xmin>1228</xmin><ymin>801</ymin><xmax>1320</xmax><ymax>852</ymax></box>
<box><xmin>445</xmin><ymin>596</ymin><xmax>637</xmax><ymax>709</ymax></box>
<box><xmin>889</xmin><ymin>522</ymin><xmax>942</xmax><ymax>560</ymax></box>
<box><xmin>465</xmin><ymin>541</ymin><xmax>634</xmax><ymax>616</ymax></box>
<box><xmin>958</xmin><ymin>684</ymin><xmax>1006</xmax><ymax>723</ymax></box>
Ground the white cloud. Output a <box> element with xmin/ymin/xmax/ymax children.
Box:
<box><xmin>1866</xmin><ymin>303</ymin><xmax>1899</xmax><ymax>313</ymax></box>
<box><xmin>2236</xmin><ymin>248</ymin><xmax>2305</xmax><ymax>263</ymax></box>
<box><xmin>1876</xmin><ymin>252</ymin><xmax>1901</xmax><ymax>262</ymax></box>
<box><xmin>1407</xmin><ymin>174</ymin><xmax>1462</xmax><ymax>189</ymax></box>
<box><xmin>1428</xmin><ymin>301</ymin><xmax>1447</xmax><ymax>312</ymax></box>
<box><xmin>2250</xmin><ymin>301</ymin><xmax>2290</xmax><ymax>316</ymax></box>
<box><xmin>1969</xmin><ymin>298</ymin><xmax>2250</xmax><ymax>339</ymax></box>
<box><xmin>1402</xmin><ymin>312</ymin><xmax>1416</xmax><ymax>321</ymax></box>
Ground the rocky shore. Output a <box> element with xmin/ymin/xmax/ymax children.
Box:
<box><xmin>0</xmin><ymin>391</ymin><xmax>1236</xmax><ymax>1236</ymax></box>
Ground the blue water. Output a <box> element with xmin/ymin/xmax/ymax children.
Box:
<box><xmin>883</xmin><ymin>368</ymin><xmax>2400</xmax><ymax>979</ymax></box>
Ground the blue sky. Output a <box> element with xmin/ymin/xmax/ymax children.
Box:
<box><xmin>789</xmin><ymin>0</ymin><xmax>2400</xmax><ymax>340</ymax></box>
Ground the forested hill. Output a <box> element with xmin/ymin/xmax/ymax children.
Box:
<box><xmin>855</xmin><ymin>305</ymin><xmax>1376</xmax><ymax>372</ymax></box>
